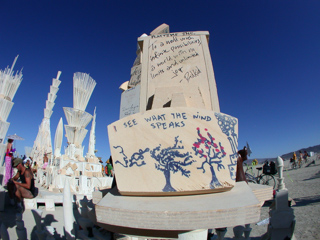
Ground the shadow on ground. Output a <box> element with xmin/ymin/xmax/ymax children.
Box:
<box><xmin>293</xmin><ymin>195</ymin><xmax>320</xmax><ymax>207</ymax></box>
<box><xmin>303</xmin><ymin>170</ymin><xmax>320</xmax><ymax>181</ymax></box>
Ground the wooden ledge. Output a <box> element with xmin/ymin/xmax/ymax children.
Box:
<box><xmin>96</xmin><ymin>182</ymin><xmax>261</xmax><ymax>231</ymax></box>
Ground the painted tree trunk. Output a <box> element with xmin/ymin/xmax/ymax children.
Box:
<box><xmin>163</xmin><ymin>169</ymin><xmax>176</xmax><ymax>192</ymax></box>
<box><xmin>210</xmin><ymin>164</ymin><xmax>221</xmax><ymax>188</ymax></box>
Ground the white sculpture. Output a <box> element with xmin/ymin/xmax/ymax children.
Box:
<box><xmin>63</xmin><ymin>178</ymin><xmax>75</xmax><ymax>239</ymax></box>
<box><xmin>73</xmin><ymin>72</ymin><xmax>96</xmax><ymax>111</ymax></box>
<box><xmin>54</xmin><ymin>117</ymin><xmax>63</xmax><ymax>158</ymax></box>
<box><xmin>276</xmin><ymin>156</ymin><xmax>285</xmax><ymax>190</ymax></box>
<box><xmin>63</xmin><ymin>72</ymin><xmax>95</xmax><ymax>161</ymax></box>
<box><xmin>31</xmin><ymin>71</ymin><xmax>61</xmax><ymax>165</ymax></box>
<box><xmin>86</xmin><ymin>107</ymin><xmax>96</xmax><ymax>158</ymax></box>
<box><xmin>261</xmin><ymin>156</ymin><xmax>295</xmax><ymax>240</ymax></box>
<box><xmin>0</xmin><ymin>55</ymin><xmax>23</xmax><ymax>166</ymax></box>
<box><xmin>43</xmin><ymin>72</ymin><xmax>112</xmax><ymax>196</ymax></box>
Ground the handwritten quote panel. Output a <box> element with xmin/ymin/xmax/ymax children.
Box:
<box><xmin>120</xmin><ymin>85</ymin><xmax>140</xmax><ymax>119</ymax></box>
<box><xmin>147</xmin><ymin>33</ymin><xmax>213</xmax><ymax>110</ymax></box>
<box><xmin>108</xmin><ymin>107</ymin><xmax>239</xmax><ymax>195</ymax></box>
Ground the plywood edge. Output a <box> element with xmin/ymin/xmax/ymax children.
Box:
<box><xmin>118</xmin><ymin>186</ymin><xmax>233</xmax><ymax>196</ymax></box>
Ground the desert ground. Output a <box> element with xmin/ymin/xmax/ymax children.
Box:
<box><xmin>0</xmin><ymin>155</ymin><xmax>319</xmax><ymax>239</ymax></box>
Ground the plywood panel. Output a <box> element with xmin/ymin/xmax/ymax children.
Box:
<box><xmin>119</xmin><ymin>85</ymin><xmax>140</xmax><ymax>119</ymax></box>
<box><xmin>147</xmin><ymin>32</ymin><xmax>213</xmax><ymax>110</ymax></box>
<box><xmin>108</xmin><ymin>107</ymin><xmax>239</xmax><ymax>196</ymax></box>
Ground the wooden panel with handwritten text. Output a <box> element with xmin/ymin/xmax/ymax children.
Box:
<box><xmin>145</xmin><ymin>32</ymin><xmax>214</xmax><ymax>110</ymax></box>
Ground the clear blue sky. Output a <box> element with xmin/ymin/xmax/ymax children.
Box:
<box><xmin>1</xmin><ymin>1</ymin><xmax>319</xmax><ymax>161</ymax></box>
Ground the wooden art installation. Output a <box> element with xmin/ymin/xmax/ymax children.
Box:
<box><xmin>31</xmin><ymin>71</ymin><xmax>61</xmax><ymax>164</ymax></box>
<box><xmin>37</xmin><ymin>72</ymin><xmax>113</xmax><ymax>195</ymax></box>
<box><xmin>108</xmin><ymin>24</ymin><xmax>234</xmax><ymax>196</ymax></box>
<box><xmin>0</xmin><ymin>56</ymin><xmax>23</xmax><ymax>166</ymax></box>
<box><xmin>54</xmin><ymin>118</ymin><xmax>63</xmax><ymax>158</ymax></box>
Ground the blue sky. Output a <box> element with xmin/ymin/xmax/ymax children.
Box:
<box><xmin>1</xmin><ymin>1</ymin><xmax>319</xmax><ymax>161</ymax></box>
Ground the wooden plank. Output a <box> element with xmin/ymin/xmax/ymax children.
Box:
<box><xmin>200</xmin><ymin>34</ymin><xmax>220</xmax><ymax>112</ymax></box>
<box><xmin>139</xmin><ymin>37</ymin><xmax>150</xmax><ymax>112</ymax></box>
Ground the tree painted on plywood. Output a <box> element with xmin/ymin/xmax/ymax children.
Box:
<box><xmin>113</xmin><ymin>145</ymin><xmax>149</xmax><ymax>168</ymax></box>
<box><xmin>150</xmin><ymin>136</ymin><xmax>194</xmax><ymax>192</ymax></box>
<box><xmin>192</xmin><ymin>127</ymin><xmax>227</xmax><ymax>188</ymax></box>
<box><xmin>215</xmin><ymin>113</ymin><xmax>238</xmax><ymax>180</ymax></box>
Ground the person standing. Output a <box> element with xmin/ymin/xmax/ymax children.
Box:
<box><xmin>4</xmin><ymin>139</ymin><xmax>15</xmax><ymax>185</ymax></box>
<box><xmin>42</xmin><ymin>153</ymin><xmax>48</xmax><ymax>169</ymax></box>
<box><xmin>106</xmin><ymin>157</ymin><xmax>114</xmax><ymax>177</ymax></box>
<box><xmin>298</xmin><ymin>151</ymin><xmax>303</xmax><ymax>168</ymax></box>
<box><xmin>236</xmin><ymin>146</ymin><xmax>248</xmax><ymax>183</ymax></box>
<box><xmin>292</xmin><ymin>152</ymin><xmax>297</xmax><ymax>169</ymax></box>
<box><xmin>303</xmin><ymin>151</ymin><xmax>309</xmax><ymax>163</ymax></box>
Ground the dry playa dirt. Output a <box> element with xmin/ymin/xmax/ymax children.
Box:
<box><xmin>0</xmin><ymin>157</ymin><xmax>319</xmax><ymax>240</ymax></box>
<box><xmin>222</xmin><ymin>158</ymin><xmax>320</xmax><ymax>240</ymax></box>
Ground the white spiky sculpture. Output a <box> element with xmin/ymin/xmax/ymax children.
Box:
<box><xmin>86</xmin><ymin>107</ymin><xmax>96</xmax><ymax>159</ymax></box>
<box><xmin>31</xmin><ymin>71</ymin><xmax>61</xmax><ymax>165</ymax></box>
<box><xmin>54</xmin><ymin>117</ymin><xmax>63</xmax><ymax>159</ymax></box>
<box><xmin>0</xmin><ymin>56</ymin><xmax>23</xmax><ymax>166</ymax></box>
<box><xmin>64</xmin><ymin>72</ymin><xmax>96</xmax><ymax>161</ymax></box>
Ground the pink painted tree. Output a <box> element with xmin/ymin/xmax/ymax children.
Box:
<box><xmin>192</xmin><ymin>127</ymin><xmax>227</xmax><ymax>188</ymax></box>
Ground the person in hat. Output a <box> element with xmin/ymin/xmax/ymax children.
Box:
<box><xmin>7</xmin><ymin>158</ymin><xmax>35</xmax><ymax>211</ymax></box>
<box><xmin>23</xmin><ymin>157</ymin><xmax>32</xmax><ymax>169</ymax></box>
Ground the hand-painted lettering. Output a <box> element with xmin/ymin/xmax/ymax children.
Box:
<box><xmin>171</xmin><ymin>112</ymin><xmax>187</xmax><ymax>119</ymax></box>
<box><xmin>193</xmin><ymin>112</ymin><xmax>212</xmax><ymax>121</ymax></box>
<box><xmin>123</xmin><ymin>119</ymin><xmax>138</xmax><ymax>128</ymax></box>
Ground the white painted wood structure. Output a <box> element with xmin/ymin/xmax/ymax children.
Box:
<box><xmin>31</xmin><ymin>71</ymin><xmax>61</xmax><ymax>164</ymax></box>
<box><xmin>86</xmin><ymin>107</ymin><xmax>97</xmax><ymax>158</ymax></box>
<box><xmin>54</xmin><ymin>118</ymin><xmax>63</xmax><ymax>158</ymax></box>
<box><xmin>44</xmin><ymin>72</ymin><xmax>112</xmax><ymax>196</ymax></box>
<box><xmin>0</xmin><ymin>56</ymin><xmax>23</xmax><ymax>166</ymax></box>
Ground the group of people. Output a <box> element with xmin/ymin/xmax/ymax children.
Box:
<box><xmin>290</xmin><ymin>150</ymin><xmax>309</xmax><ymax>168</ymax></box>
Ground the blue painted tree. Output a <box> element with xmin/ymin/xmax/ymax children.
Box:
<box><xmin>214</xmin><ymin>113</ymin><xmax>238</xmax><ymax>180</ymax></box>
<box><xmin>113</xmin><ymin>145</ymin><xmax>149</xmax><ymax>168</ymax></box>
<box><xmin>150</xmin><ymin>136</ymin><xmax>194</xmax><ymax>192</ymax></box>
<box><xmin>192</xmin><ymin>127</ymin><xmax>227</xmax><ymax>188</ymax></box>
